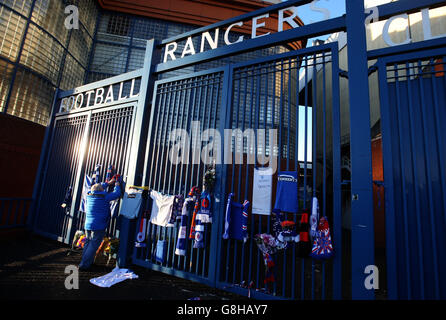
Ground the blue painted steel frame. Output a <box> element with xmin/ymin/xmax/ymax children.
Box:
<box><xmin>134</xmin><ymin>64</ymin><xmax>228</xmax><ymax>282</ymax></box>
<box><xmin>28</xmin><ymin>0</ymin><xmax>446</xmax><ymax>300</ymax></box>
<box><xmin>377</xmin><ymin>43</ymin><xmax>446</xmax><ymax>300</ymax></box>
<box><xmin>208</xmin><ymin>42</ymin><xmax>342</xmax><ymax>300</ymax></box>
<box><xmin>345</xmin><ymin>0</ymin><xmax>375</xmax><ymax>300</ymax></box>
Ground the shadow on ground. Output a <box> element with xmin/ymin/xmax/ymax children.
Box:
<box><xmin>0</xmin><ymin>231</ymin><xmax>246</xmax><ymax>300</ymax></box>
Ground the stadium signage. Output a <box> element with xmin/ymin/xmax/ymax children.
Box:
<box><xmin>58</xmin><ymin>78</ymin><xmax>139</xmax><ymax>114</ymax></box>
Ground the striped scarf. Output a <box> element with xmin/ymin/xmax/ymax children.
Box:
<box><xmin>189</xmin><ymin>187</ymin><xmax>201</xmax><ymax>240</ymax></box>
<box><xmin>193</xmin><ymin>191</ymin><xmax>211</xmax><ymax>249</ymax></box>
<box><xmin>175</xmin><ymin>187</ymin><xmax>200</xmax><ymax>256</ymax></box>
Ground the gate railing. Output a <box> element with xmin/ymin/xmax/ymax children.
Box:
<box><xmin>27</xmin><ymin>0</ymin><xmax>446</xmax><ymax>300</ymax></box>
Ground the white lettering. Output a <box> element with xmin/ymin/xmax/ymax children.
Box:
<box><xmin>59</xmin><ymin>98</ymin><xmax>69</xmax><ymax>113</ymax></box>
<box><xmin>421</xmin><ymin>8</ymin><xmax>446</xmax><ymax>41</ymax></box>
<box><xmin>252</xmin><ymin>14</ymin><xmax>270</xmax><ymax>39</ymax></box>
<box><xmin>200</xmin><ymin>29</ymin><xmax>219</xmax><ymax>52</ymax></box>
<box><xmin>104</xmin><ymin>85</ymin><xmax>114</xmax><ymax>104</ymax></box>
<box><xmin>118</xmin><ymin>81</ymin><xmax>128</xmax><ymax>101</ymax></box>
<box><xmin>164</xmin><ymin>42</ymin><xmax>178</xmax><ymax>63</ymax></box>
<box><xmin>94</xmin><ymin>87</ymin><xmax>105</xmax><ymax>106</ymax></box>
<box><xmin>130</xmin><ymin>78</ymin><xmax>139</xmax><ymax>98</ymax></box>
<box><xmin>74</xmin><ymin>93</ymin><xmax>84</xmax><ymax>109</ymax></box>
<box><xmin>85</xmin><ymin>90</ymin><xmax>95</xmax><ymax>107</ymax></box>
<box><xmin>224</xmin><ymin>22</ymin><xmax>244</xmax><ymax>45</ymax></box>
<box><xmin>181</xmin><ymin>37</ymin><xmax>196</xmax><ymax>58</ymax></box>
<box><xmin>278</xmin><ymin>7</ymin><xmax>299</xmax><ymax>32</ymax></box>
<box><xmin>309</xmin><ymin>0</ymin><xmax>330</xmax><ymax>23</ymax></box>
<box><xmin>383</xmin><ymin>14</ymin><xmax>411</xmax><ymax>47</ymax></box>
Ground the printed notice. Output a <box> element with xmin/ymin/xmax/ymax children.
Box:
<box><xmin>252</xmin><ymin>167</ymin><xmax>273</xmax><ymax>215</ymax></box>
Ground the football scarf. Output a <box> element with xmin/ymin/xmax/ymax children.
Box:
<box><xmin>310</xmin><ymin>216</ymin><xmax>334</xmax><ymax>259</ymax></box>
<box><xmin>176</xmin><ymin>187</ymin><xmax>200</xmax><ymax>256</ymax></box>
<box><xmin>188</xmin><ymin>187</ymin><xmax>201</xmax><ymax>240</ymax></box>
<box><xmin>135</xmin><ymin>210</ymin><xmax>149</xmax><ymax>247</ymax></box>
<box><xmin>193</xmin><ymin>191</ymin><xmax>211</xmax><ymax>249</ymax></box>
<box><xmin>297</xmin><ymin>208</ymin><xmax>312</xmax><ymax>257</ymax></box>
<box><xmin>167</xmin><ymin>194</ymin><xmax>185</xmax><ymax>226</ymax></box>
<box><xmin>310</xmin><ymin>197</ymin><xmax>319</xmax><ymax>240</ymax></box>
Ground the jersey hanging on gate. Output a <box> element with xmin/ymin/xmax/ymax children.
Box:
<box><xmin>222</xmin><ymin>193</ymin><xmax>249</xmax><ymax>242</ymax></box>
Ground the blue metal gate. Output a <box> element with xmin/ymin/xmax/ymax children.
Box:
<box><xmin>132</xmin><ymin>68</ymin><xmax>226</xmax><ymax>286</ymax></box>
<box><xmin>33</xmin><ymin>114</ymin><xmax>89</xmax><ymax>242</ymax></box>
<box><xmin>378</xmin><ymin>48</ymin><xmax>446</xmax><ymax>299</ymax></box>
<box><xmin>32</xmin><ymin>71</ymin><xmax>143</xmax><ymax>244</ymax></box>
<box><xmin>29</xmin><ymin>0</ymin><xmax>446</xmax><ymax>300</ymax></box>
<box><xmin>215</xmin><ymin>44</ymin><xmax>342</xmax><ymax>299</ymax></box>
<box><xmin>130</xmin><ymin>43</ymin><xmax>342</xmax><ymax>299</ymax></box>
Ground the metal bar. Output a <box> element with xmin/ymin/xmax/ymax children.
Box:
<box><xmin>405</xmin><ymin>62</ymin><xmax>425</xmax><ymax>299</ymax></box>
<box><xmin>182</xmin><ymin>79</ymin><xmax>198</xmax><ymax>272</ymax></box>
<box><xmin>331</xmin><ymin>46</ymin><xmax>342</xmax><ymax>300</ymax></box>
<box><xmin>345</xmin><ymin>0</ymin><xmax>375</xmax><ymax>300</ymax></box>
<box><xmin>65</xmin><ymin>111</ymin><xmax>92</xmax><ymax>245</ymax></box>
<box><xmin>394</xmin><ymin>64</ymin><xmax>412</xmax><ymax>299</ymax></box>
<box><xmin>291</xmin><ymin>55</ymin><xmax>299</xmax><ymax>300</ymax></box>
<box><xmin>321</xmin><ymin>51</ymin><xmax>327</xmax><ymax>300</ymax></box>
<box><xmin>213</xmin><ymin>64</ymin><xmax>232</xmax><ymax>287</ymax></box>
<box><xmin>301</xmin><ymin>53</ymin><xmax>310</xmax><ymax>300</ymax></box>
<box><xmin>311</xmin><ymin>51</ymin><xmax>317</xmax><ymax>301</ymax></box>
<box><xmin>155</xmin><ymin>16</ymin><xmax>345</xmax><ymax>74</ymax></box>
<box><xmin>367</xmin><ymin>37</ymin><xmax>446</xmax><ymax>61</ymax></box>
<box><xmin>416</xmin><ymin>59</ymin><xmax>440</xmax><ymax>299</ymax></box>
<box><xmin>166</xmin><ymin>82</ymin><xmax>183</xmax><ymax>268</ymax></box>
<box><xmin>202</xmin><ymin>74</ymin><xmax>218</xmax><ymax>278</ymax></box>
<box><xmin>191</xmin><ymin>76</ymin><xmax>206</xmax><ymax>274</ymax></box>
<box><xmin>429</xmin><ymin>58</ymin><xmax>446</xmax><ymax>240</ymax></box>
<box><xmin>245</xmin><ymin>65</ymin><xmax>256</xmax><ymax>286</ymax></box>
<box><xmin>271</xmin><ymin>60</ymin><xmax>277</xmax><ymax>296</ymax></box>
<box><xmin>375</xmin><ymin>0</ymin><xmax>445</xmax><ymax>22</ymax></box>
<box><xmin>377</xmin><ymin>59</ymin><xmax>398</xmax><ymax>300</ymax></box>
<box><xmin>195</xmin><ymin>75</ymin><xmax>211</xmax><ymax>275</ymax></box>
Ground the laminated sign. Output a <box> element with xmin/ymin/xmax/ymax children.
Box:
<box><xmin>252</xmin><ymin>167</ymin><xmax>273</xmax><ymax>215</ymax></box>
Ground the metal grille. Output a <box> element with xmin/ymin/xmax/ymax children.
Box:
<box><xmin>134</xmin><ymin>70</ymin><xmax>224</xmax><ymax>282</ymax></box>
<box><xmin>382</xmin><ymin>55</ymin><xmax>446</xmax><ymax>299</ymax></box>
<box><xmin>74</xmin><ymin>106</ymin><xmax>135</xmax><ymax>237</ymax></box>
<box><xmin>35</xmin><ymin>115</ymin><xmax>88</xmax><ymax>240</ymax></box>
<box><xmin>218</xmin><ymin>48</ymin><xmax>342</xmax><ymax>299</ymax></box>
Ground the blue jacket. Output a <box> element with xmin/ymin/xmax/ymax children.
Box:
<box><xmin>85</xmin><ymin>185</ymin><xmax>121</xmax><ymax>231</ymax></box>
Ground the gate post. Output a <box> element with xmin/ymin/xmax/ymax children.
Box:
<box><xmin>345</xmin><ymin>0</ymin><xmax>375</xmax><ymax>299</ymax></box>
<box><xmin>117</xmin><ymin>39</ymin><xmax>158</xmax><ymax>268</ymax></box>
<box><xmin>65</xmin><ymin>112</ymin><xmax>93</xmax><ymax>245</ymax></box>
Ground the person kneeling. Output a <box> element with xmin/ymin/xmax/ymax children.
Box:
<box><xmin>79</xmin><ymin>179</ymin><xmax>121</xmax><ymax>271</ymax></box>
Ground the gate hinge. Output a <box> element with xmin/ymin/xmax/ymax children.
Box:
<box><xmin>339</xmin><ymin>70</ymin><xmax>348</xmax><ymax>79</ymax></box>
<box><xmin>368</xmin><ymin>64</ymin><xmax>378</xmax><ymax>76</ymax></box>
